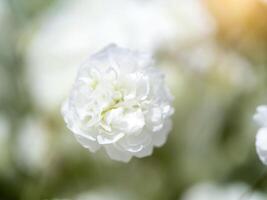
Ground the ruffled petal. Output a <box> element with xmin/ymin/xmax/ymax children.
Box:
<box><xmin>104</xmin><ymin>144</ymin><xmax>132</xmax><ymax>162</ymax></box>
<box><xmin>135</xmin><ymin>145</ymin><xmax>153</xmax><ymax>158</ymax></box>
<box><xmin>74</xmin><ymin>134</ymin><xmax>100</xmax><ymax>152</ymax></box>
<box><xmin>153</xmin><ymin>119</ymin><xmax>172</xmax><ymax>147</ymax></box>
<box><xmin>256</xmin><ymin>128</ymin><xmax>267</xmax><ymax>164</ymax></box>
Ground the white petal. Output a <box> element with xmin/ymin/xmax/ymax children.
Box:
<box><xmin>121</xmin><ymin>109</ymin><xmax>145</xmax><ymax>134</ymax></box>
<box><xmin>136</xmin><ymin>78</ymin><xmax>150</xmax><ymax>101</ymax></box>
<box><xmin>153</xmin><ymin>119</ymin><xmax>172</xmax><ymax>147</ymax></box>
<box><xmin>254</xmin><ymin>105</ymin><xmax>267</xmax><ymax>127</ymax></box>
<box><xmin>256</xmin><ymin>128</ymin><xmax>267</xmax><ymax>165</ymax></box>
<box><xmin>135</xmin><ymin>145</ymin><xmax>153</xmax><ymax>158</ymax></box>
<box><xmin>74</xmin><ymin>134</ymin><xmax>100</xmax><ymax>152</ymax></box>
<box><xmin>96</xmin><ymin>133</ymin><xmax>125</xmax><ymax>145</ymax></box>
<box><xmin>126</xmin><ymin>145</ymin><xmax>144</xmax><ymax>153</ymax></box>
<box><xmin>104</xmin><ymin>144</ymin><xmax>132</xmax><ymax>162</ymax></box>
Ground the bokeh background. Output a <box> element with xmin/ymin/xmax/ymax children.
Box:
<box><xmin>1</xmin><ymin>0</ymin><xmax>267</xmax><ymax>199</ymax></box>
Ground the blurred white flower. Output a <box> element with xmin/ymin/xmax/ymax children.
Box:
<box><xmin>170</xmin><ymin>0</ymin><xmax>215</xmax><ymax>45</ymax></box>
<box><xmin>0</xmin><ymin>0</ymin><xmax>8</xmax><ymax>26</ymax></box>
<box><xmin>181</xmin><ymin>182</ymin><xmax>267</xmax><ymax>200</ymax></box>
<box><xmin>177</xmin><ymin>40</ymin><xmax>255</xmax><ymax>88</ymax></box>
<box><xmin>254</xmin><ymin>105</ymin><xmax>267</xmax><ymax>164</ymax></box>
<box><xmin>62</xmin><ymin>44</ymin><xmax>174</xmax><ymax>162</ymax></box>
<box><xmin>25</xmin><ymin>0</ymin><xmax>214</xmax><ymax>112</ymax></box>
<box><xmin>51</xmin><ymin>190</ymin><xmax>134</xmax><ymax>200</ymax></box>
<box><xmin>16</xmin><ymin>117</ymin><xmax>49</xmax><ymax>171</ymax></box>
<box><xmin>74</xmin><ymin>189</ymin><xmax>135</xmax><ymax>200</ymax></box>
<box><xmin>177</xmin><ymin>41</ymin><xmax>218</xmax><ymax>73</ymax></box>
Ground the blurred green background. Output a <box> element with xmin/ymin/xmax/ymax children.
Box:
<box><xmin>1</xmin><ymin>0</ymin><xmax>267</xmax><ymax>199</ymax></box>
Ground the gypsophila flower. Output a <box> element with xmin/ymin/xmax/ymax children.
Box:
<box><xmin>253</xmin><ymin>105</ymin><xmax>267</xmax><ymax>165</ymax></box>
<box><xmin>61</xmin><ymin>44</ymin><xmax>174</xmax><ymax>162</ymax></box>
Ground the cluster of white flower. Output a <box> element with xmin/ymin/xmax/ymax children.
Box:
<box><xmin>62</xmin><ymin>44</ymin><xmax>174</xmax><ymax>162</ymax></box>
<box><xmin>254</xmin><ymin>105</ymin><xmax>267</xmax><ymax>165</ymax></box>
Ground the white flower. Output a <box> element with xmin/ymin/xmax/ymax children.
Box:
<box><xmin>61</xmin><ymin>44</ymin><xmax>174</xmax><ymax>162</ymax></box>
<box><xmin>254</xmin><ymin>105</ymin><xmax>267</xmax><ymax>164</ymax></box>
<box><xmin>181</xmin><ymin>182</ymin><xmax>267</xmax><ymax>200</ymax></box>
<box><xmin>16</xmin><ymin>117</ymin><xmax>49</xmax><ymax>171</ymax></box>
